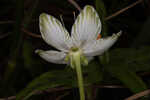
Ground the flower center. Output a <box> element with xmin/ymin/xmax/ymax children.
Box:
<box><xmin>64</xmin><ymin>47</ymin><xmax>88</xmax><ymax>69</ymax></box>
<box><xmin>70</xmin><ymin>47</ymin><xmax>79</xmax><ymax>52</ymax></box>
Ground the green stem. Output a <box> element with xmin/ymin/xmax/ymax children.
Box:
<box><xmin>72</xmin><ymin>52</ymin><xmax>85</xmax><ymax>100</ymax></box>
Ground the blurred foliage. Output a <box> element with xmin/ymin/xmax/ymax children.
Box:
<box><xmin>132</xmin><ymin>16</ymin><xmax>150</xmax><ymax>47</ymax></box>
<box><xmin>16</xmin><ymin>61</ymin><xmax>102</xmax><ymax>100</ymax></box>
<box><xmin>0</xmin><ymin>0</ymin><xmax>150</xmax><ymax>100</ymax></box>
<box><xmin>95</xmin><ymin>0</ymin><xmax>107</xmax><ymax>36</ymax></box>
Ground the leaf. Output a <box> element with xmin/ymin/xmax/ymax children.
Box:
<box><xmin>1</xmin><ymin>0</ymin><xmax>40</xmax><ymax>96</ymax></box>
<box><xmin>109</xmin><ymin>47</ymin><xmax>150</xmax><ymax>72</ymax></box>
<box><xmin>16</xmin><ymin>70</ymin><xmax>75</xmax><ymax>100</ymax></box>
<box><xmin>16</xmin><ymin>62</ymin><xmax>102</xmax><ymax>100</ymax></box>
<box><xmin>84</xmin><ymin>61</ymin><xmax>103</xmax><ymax>84</ymax></box>
<box><xmin>105</xmin><ymin>47</ymin><xmax>150</xmax><ymax>93</ymax></box>
<box><xmin>23</xmin><ymin>41</ymin><xmax>45</xmax><ymax>76</ymax></box>
<box><xmin>106</xmin><ymin>63</ymin><xmax>147</xmax><ymax>93</ymax></box>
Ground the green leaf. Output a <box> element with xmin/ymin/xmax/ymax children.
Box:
<box><xmin>106</xmin><ymin>63</ymin><xmax>147</xmax><ymax>93</ymax></box>
<box><xmin>1</xmin><ymin>0</ymin><xmax>39</xmax><ymax>96</ymax></box>
<box><xmin>105</xmin><ymin>47</ymin><xmax>150</xmax><ymax>93</ymax></box>
<box><xmin>23</xmin><ymin>41</ymin><xmax>44</xmax><ymax>76</ymax></box>
<box><xmin>16</xmin><ymin>70</ymin><xmax>75</xmax><ymax>100</ymax></box>
<box><xmin>109</xmin><ymin>47</ymin><xmax>150</xmax><ymax>72</ymax></box>
<box><xmin>84</xmin><ymin>61</ymin><xmax>103</xmax><ymax>84</ymax></box>
<box><xmin>16</xmin><ymin>61</ymin><xmax>103</xmax><ymax>100</ymax></box>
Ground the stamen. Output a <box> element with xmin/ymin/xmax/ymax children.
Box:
<box><xmin>73</xmin><ymin>11</ymin><xmax>76</xmax><ymax>21</ymax></box>
<box><xmin>97</xmin><ymin>34</ymin><xmax>101</xmax><ymax>40</ymax></box>
<box><xmin>60</xmin><ymin>14</ymin><xmax>65</xmax><ymax>27</ymax></box>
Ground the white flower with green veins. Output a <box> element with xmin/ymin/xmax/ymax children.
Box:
<box><xmin>36</xmin><ymin>5</ymin><xmax>121</xmax><ymax>66</ymax></box>
<box><xmin>36</xmin><ymin>5</ymin><xmax>121</xmax><ymax>100</ymax></box>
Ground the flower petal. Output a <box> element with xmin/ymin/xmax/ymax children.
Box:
<box><xmin>71</xmin><ymin>5</ymin><xmax>101</xmax><ymax>47</ymax></box>
<box><xmin>83</xmin><ymin>31</ymin><xmax>122</xmax><ymax>57</ymax></box>
<box><xmin>39</xmin><ymin>13</ymin><xmax>72</xmax><ymax>52</ymax></box>
<box><xmin>35</xmin><ymin>49</ymin><xmax>67</xmax><ymax>64</ymax></box>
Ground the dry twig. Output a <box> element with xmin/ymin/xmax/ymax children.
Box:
<box><xmin>94</xmin><ymin>84</ymin><xmax>125</xmax><ymax>88</ymax></box>
<box><xmin>0</xmin><ymin>96</ymin><xmax>16</xmax><ymax>100</ymax></box>
<box><xmin>68</xmin><ymin>0</ymin><xmax>81</xmax><ymax>11</ymax></box>
<box><xmin>21</xmin><ymin>28</ymin><xmax>41</xmax><ymax>38</ymax></box>
<box><xmin>0</xmin><ymin>84</ymin><xmax>125</xmax><ymax>100</ymax></box>
<box><xmin>0</xmin><ymin>21</ymin><xmax>14</xmax><ymax>24</ymax></box>
<box><xmin>0</xmin><ymin>32</ymin><xmax>11</xmax><ymax>39</ymax></box>
<box><xmin>105</xmin><ymin>0</ymin><xmax>143</xmax><ymax>20</ymax></box>
<box><xmin>55</xmin><ymin>92</ymin><xmax>70</xmax><ymax>100</ymax></box>
<box><xmin>124</xmin><ymin>89</ymin><xmax>150</xmax><ymax>100</ymax></box>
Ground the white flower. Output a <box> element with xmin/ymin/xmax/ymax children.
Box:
<box><xmin>35</xmin><ymin>5</ymin><xmax>121</xmax><ymax>65</ymax></box>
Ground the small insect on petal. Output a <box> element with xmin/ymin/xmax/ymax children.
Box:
<box><xmin>96</xmin><ymin>34</ymin><xmax>101</xmax><ymax>40</ymax></box>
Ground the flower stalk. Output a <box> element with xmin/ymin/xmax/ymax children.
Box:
<box><xmin>72</xmin><ymin>51</ymin><xmax>85</xmax><ymax>100</ymax></box>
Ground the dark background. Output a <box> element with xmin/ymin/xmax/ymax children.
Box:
<box><xmin>0</xmin><ymin>0</ymin><xmax>150</xmax><ymax>100</ymax></box>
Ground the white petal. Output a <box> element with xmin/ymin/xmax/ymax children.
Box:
<box><xmin>39</xmin><ymin>13</ymin><xmax>72</xmax><ymax>52</ymax></box>
<box><xmin>83</xmin><ymin>31</ymin><xmax>122</xmax><ymax>57</ymax></box>
<box><xmin>71</xmin><ymin>5</ymin><xmax>101</xmax><ymax>47</ymax></box>
<box><xmin>35</xmin><ymin>49</ymin><xmax>67</xmax><ymax>64</ymax></box>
